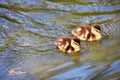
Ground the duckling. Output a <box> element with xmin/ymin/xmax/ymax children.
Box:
<box><xmin>55</xmin><ymin>36</ymin><xmax>81</xmax><ymax>54</ymax></box>
<box><xmin>71</xmin><ymin>24</ymin><xmax>102</xmax><ymax>41</ymax></box>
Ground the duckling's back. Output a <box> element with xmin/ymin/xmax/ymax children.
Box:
<box><xmin>56</xmin><ymin>36</ymin><xmax>71</xmax><ymax>52</ymax></box>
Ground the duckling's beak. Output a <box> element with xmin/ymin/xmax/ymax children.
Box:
<box><xmin>95</xmin><ymin>29</ymin><xmax>101</xmax><ymax>33</ymax></box>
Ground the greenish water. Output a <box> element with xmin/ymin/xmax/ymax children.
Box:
<box><xmin>0</xmin><ymin>0</ymin><xmax>120</xmax><ymax>80</ymax></box>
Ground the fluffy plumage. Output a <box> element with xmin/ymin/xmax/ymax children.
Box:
<box><xmin>71</xmin><ymin>24</ymin><xmax>102</xmax><ymax>41</ymax></box>
<box><xmin>56</xmin><ymin>36</ymin><xmax>81</xmax><ymax>53</ymax></box>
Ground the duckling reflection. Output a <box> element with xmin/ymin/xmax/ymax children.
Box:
<box><xmin>71</xmin><ymin>24</ymin><xmax>102</xmax><ymax>41</ymax></box>
<box><xmin>56</xmin><ymin>36</ymin><xmax>81</xmax><ymax>54</ymax></box>
<box><xmin>70</xmin><ymin>53</ymin><xmax>80</xmax><ymax>61</ymax></box>
<box><xmin>82</xmin><ymin>41</ymin><xmax>101</xmax><ymax>51</ymax></box>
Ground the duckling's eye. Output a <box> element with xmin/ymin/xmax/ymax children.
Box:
<box><xmin>73</xmin><ymin>39</ymin><xmax>80</xmax><ymax>44</ymax></box>
<box><xmin>74</xmin><ymin>42</ymin><xmax>79</xmax><ymax>46</ymax></box>
<box><xmin>95</xmin><ymin>29</ymin><xmax>100</xmax><ymax>33</ymax></box>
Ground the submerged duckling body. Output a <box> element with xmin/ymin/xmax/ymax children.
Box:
<box><xmin>56</xmin><ymin>36</ymin><xmax>81</xmax><ymax>53</ymax></box>
<box><xmin>71</xmin><ymin>24</ymin><xmax>102</xmax><ymax>41</ymax></box>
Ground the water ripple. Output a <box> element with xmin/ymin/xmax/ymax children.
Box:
<box><xmin>0</xmin><ymin>0</ymin><xmax>120</xmax><ymax>80</ymax></box>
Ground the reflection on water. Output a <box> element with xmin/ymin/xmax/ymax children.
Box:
<box><xmin>0</xmin><ymin>0</ymin><xmax>120</xmax><ymax>80</ymax></box>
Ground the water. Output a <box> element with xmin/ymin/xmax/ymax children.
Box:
<box><xmin>0</xmin><ymin>0</ymin><xmax>120</xmax><ymax>80</ymax></box>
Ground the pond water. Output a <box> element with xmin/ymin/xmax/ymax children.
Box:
<box><xmin>0</xmin><ymin>0</ymin><xmax>120</xmax><ymax>80</ymax></box>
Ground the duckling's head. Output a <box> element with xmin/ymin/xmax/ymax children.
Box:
<box><xmin>92</xmin><ymin>24</ymin><xmax>101</xmax><ymax>35</ymax></box>
<box><xmin>70</xmin><ymin>38</ymin><xmax>81</xmax><ymax>52</ymax></box>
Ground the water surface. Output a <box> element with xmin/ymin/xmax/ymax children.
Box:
<box><xmin>0</xmin><ymin>0</ymin><xmax>120</xmax><ymax>80</ymax></box>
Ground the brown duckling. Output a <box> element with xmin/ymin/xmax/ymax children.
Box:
<box><xmin>55</xmin><ymin>36</ymin><xmax>81</xmax><ymax>54</ymax></box>
<box><xmin>71</xmin><ymin>24</ymin><xmax>102</xmax><ymax>41</ymax></box>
